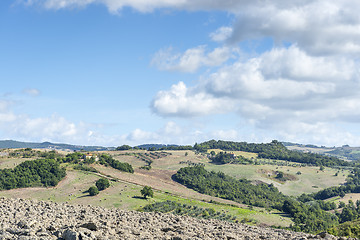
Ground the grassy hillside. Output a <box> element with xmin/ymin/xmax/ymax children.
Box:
<box><xmin>0</xmin><ymin>147</ymin><xmax>354</xmax><ymax>231</ymax></box>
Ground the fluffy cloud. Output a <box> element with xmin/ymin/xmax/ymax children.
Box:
<box><xmin>151</xmin><ymin>81</ymin><xmax>233</xmax><ymax>117</ymax></box>
<box><xmin>210</xmin><ymin>27</ymin><xmax>233</xmax><ymax>42</ymax></box>
<box><xmin>151</xmin><ymin>46</ymin><xmax>236</xmax><ymax>73</ymax></box>
<box><xmin>0</xmin><ymin>112</ymin><xmax>93</xmax><ymax>144</ymax></box>
<box><xmin>153</xmin><ymin>46</ymin><xmax>358</xmax><ymax>118</ymax></box>
<box><xmin>151</xmin><ymin>45</ymin><xmax>360</xmax><ymax>145</ymax></box>
<box><xmin>229</xmin><ymin>1</ymin><xmax>360</xmax><ymax>55</ymax></box>
<box><xmin>0</xmin><ymin>95</ymin><xmax>109</xmax><ymax>145</ymax></box>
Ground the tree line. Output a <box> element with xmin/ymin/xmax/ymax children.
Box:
<box><xmin>97</xmin><ymin>154</ymin><xmax>134</xmax><ymax>173</ymax></box>
<box><xmin>0</xmin><ymin>159</ymin><xmax>66</xmax><ymax>190</ymax></box>
<box><xmin>209</xmin><ymin>151</ymin><xmax>252</xmax><ymax>165</ymax></box>
<box><xmin>197</xmin><ymin>140</ymin><xmax>349</xmax><ymax>167</ymax></box>
<box><xmin>63</xmin><ymin>152</ymin><xmax>134</xmax><ymax>174</ymax></box>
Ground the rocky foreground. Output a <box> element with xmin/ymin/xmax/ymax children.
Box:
<box><xmin>0</xmin><ymin>197</ymin><xmax>354</xmax><ymax>240</ymax></box>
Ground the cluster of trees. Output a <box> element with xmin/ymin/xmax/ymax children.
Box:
<box><xmin>209</xmin><ymin>151</ymin><xmax>251</xmax><ymax>165</ymax></box>
<box><xmin>196</xmin><ymin>140</ymin><xmax>349</xmax><ymax>167</ymax></box>
<box><xmin>88</xmin><ymin>178</ymin><xmax>110</xmax><ymax>196</ymax></box>
<box><xmin>173</xmin><ymin>166</ymin><xmax>340</xmax><ymax>232</ymax></box>
<box><xmin>64</xmin><ymin>152</ymin><xmax>134</xmax><ymax>173</ymax></box>
<box><xmin>194</xmin><ymin>140</ymin><xmax>282</xmax><ymax>153</ymax></box>
<box><xmin>0</xmin><ymin>159</ymin><xmax>66</xmax><ymax>190</ymax></box>
<box><xmin>337</xmin><ymin>200</ymin><xmax>360</xmax><ymax>223</ymax></box>
<box><xmin>64</xmin><ymin>152</ymin><xmax>85</xmax><ymax>163</ymax></box>
<box><xmin>115</xmin><ymin>145</ymin><xmax>133</xmax><ymax>151</ymax></box>
<box><xmin>157</xmin><ymin>145</ymin><xmax>193</xmax><ymax>151</ymax></box>
<box><xmin>328</xmin><ymin>219</ymin><xmax>360</xmax><ymax>238</ymax></box>
<box><xmin>281</xmin><ymin>199</ymin><xmax>338</xmax><ymax>232</ymax></box>
<box><xmin>97</xmin><ymin>154</ymin><xmax>134</xmax><ymax>173</ymax></box>
<box><xmin>6</xmin><ymin>148</ymin><xmax>63</xmax><ymax>161</ymax></box>
<box><xmin>64</xmin><ymin>152</ymin><xmax>95</xmax><ymax>164</ymax></box>
<box><xmin>142</xmin><ymin>200</ymin><xmax>237</xmax><ymax>222</ymax></box>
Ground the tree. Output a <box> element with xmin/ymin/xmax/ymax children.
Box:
<box><xmin>116</xmin><ymin>145</ymin><xmax>132</xmax><ymax>151</ymax></box>
<box><xmin>95</xmin><ymin>178</ymin><xmax>110</xmax><ymax>191</ymax></box>
<box><xmin>88</xmin><ymin>186</ymin><xmax>99</xmax><ymax>196</ymax></box>
<box><xmin>141</xmin><ymin>186</ymin><xmax>153</xmax><ymax>199</ymax></box>
<box><xmin>276</xmin><ymin>171</ymin><xmax>284</xmax><ymax>179</ymax></box>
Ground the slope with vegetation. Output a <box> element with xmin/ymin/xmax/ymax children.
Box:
<box><xmin>0</xmin><ymin>159</ymin><xmax>66</xmax><ymax>190</ymax></box>
<box><xmin>173</xmin><ymin>165</ymin><xmax>338</xmax><ymax>233</ymax></box>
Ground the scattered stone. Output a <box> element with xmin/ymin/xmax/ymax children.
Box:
<box><xmin>0</xmin><ymin>197</ymin><xmax>352</xmax><ymax>240</ymax></box>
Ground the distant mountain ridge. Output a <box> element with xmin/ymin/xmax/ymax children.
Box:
<box><xmin>0</xmin><ymin>140</ymin><xmax>110</xmax><ymax>151</ymax></box>
<box><xmin>135</xmin><ymin>144</ymin><xmax>179</xmax><ymax>150</ymax></box>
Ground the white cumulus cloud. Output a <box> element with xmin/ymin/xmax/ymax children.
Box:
<box><xmin>151</xmin><ymin>81</ymin><xmax>232</xmax><ymax>117</ymax></box>
<box><xmin>151</xmin><ymin>45</ymin><xmax>360</xmax><ymax>146</ymax></box>
<box><xmin>210</xmin><ymin>27</ymin><xmax>233</xmax><ymax>42</ymax></box>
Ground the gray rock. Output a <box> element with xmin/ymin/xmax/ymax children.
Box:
<box><xmin>62</xmin><ymin>229</ymin><xmax>78</xmax><ymax>240</ymax></box>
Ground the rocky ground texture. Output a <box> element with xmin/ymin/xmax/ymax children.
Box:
<box><xmin>0</xmin><ymin>197</ymin><xmax>356</xmax><ymax>240</ymax></box>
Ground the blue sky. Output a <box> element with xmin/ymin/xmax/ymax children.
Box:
<box><xmin>1</xmin><ymin>0</ymin><xmax>360</xmax><ymax>147</ymax></box>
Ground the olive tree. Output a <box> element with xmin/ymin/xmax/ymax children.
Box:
<box><xmin>141</xmin><ymin>186</ymin><xmax>153</xmax><ymax>199</ymax></box>
<box><xmin>88</xmin><ymin>186</ymin><xmax>99</xmax><ymax>196</ymax></box>
<box><xmin>96</xmin><ymin>178</ymin><xmax>110</xmax><ymax>191</ymax></box>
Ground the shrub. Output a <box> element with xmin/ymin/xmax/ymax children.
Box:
<box><xmin>141</xmin><ymin>186</ymin><xmax>154</xmax><ymax>199</ymax></box>
<box><xmin>95</xmin><ymin>178</ymin><xmax>110</xmax><ymax>191</ymax></box>
<box><xmin>88</xmin><ymin>186</ymin><xmax>99</xmax><ymax>196</ymax></box>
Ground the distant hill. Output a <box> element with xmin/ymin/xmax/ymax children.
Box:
<box><xmin>0</xmin><ymin>140</ymin><xmax>110</xmax><ymax>151</ymax></box>
<box><xmin>284</xmin><ymin>142</ymin><xmax>360</xmax><ymax>161</ymax></box>
<box><xmin>136</xmin><ymin>144</ymin><xmax>179</xmax><ymax>150</ymax></box>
